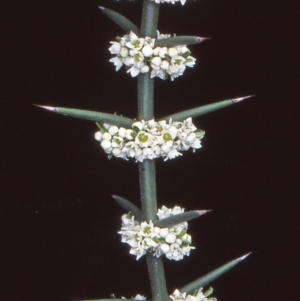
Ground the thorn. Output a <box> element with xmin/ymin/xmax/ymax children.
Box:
<box><xmin>98</xmin><ymin>6</ymin><xmax>105</xmax><ymax>11</ymax></box>
<box><xmin>197</xmin><ymin>209</ymin><xmax>213</xmax><ymax>216</ymax></box>
<box><xmin>196</xmin><ymin>37</ymin><xmax>212</xmax><ymax>43</ymax></box>
<box><xmin>236</xmin><ymin>252</ymin><xmax>252</xmax><ymax>262</ymax></box>
<box><xmin>231</xmin><ymin>95</ymin><xmax>255</xmax><ymax>103</ymax></box>
<box><xmin>33</xmin><ymin>104</ymin><xmax>58</xmax><ymax>112</ymax></box>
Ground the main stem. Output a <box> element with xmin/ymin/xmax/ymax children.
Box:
<box><xmin>138</xmin><ymin>2</ymin><xmax>168</xmax><ymax>301</ymax></box>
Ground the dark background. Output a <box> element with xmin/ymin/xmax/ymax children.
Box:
<box><xmin>1</xmin><ymin>0</ymin><xmax>298</xmax><ymax>300</ymax></box>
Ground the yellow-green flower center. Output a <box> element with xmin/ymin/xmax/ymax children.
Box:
<box><xmin>139</xmin><ymin>133</ymin><xmax>148</xmax><ymax>142</ymax></box>
<box><xmin>132</xmin><ymin>40</ymin><xmax>141</xmax><ymax>48</ymax></box>
<box><xmin>163</xmin><ymin>133</ymin><xmax>172</xmax><ymax>142</ymax></box>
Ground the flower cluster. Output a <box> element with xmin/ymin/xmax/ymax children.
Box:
<box><xmin>170</xmin><ymin>289</ymin><xmax>215</xmax><ymax>301</ymax></box>
<box><xmin>122</xmin><ymin>288</ymin><xmax>214</xmax><ymax>301</ymax></box>
<box><xmin>94</xmin><ymin>118</ymin><xmax>204</xmax><ymax>162</ymax></box>
<box><xmin>122</xmin><ymin>295</ymin><xmax>146</xmax><ymax>301</ymax></box>
<box><xmin>109</xmin><ymin>31</ymin><xmax>196</xmax><ymax>80</ymax></box>
<box><xmin>118</xmin><ymin>206</ymin><xmax>194</xmax><ymax>261</ymax></box>
<box><xmin>151</xmin><ymin>0</ymin><xmax>187</xmax><ymax>5</ymax></box>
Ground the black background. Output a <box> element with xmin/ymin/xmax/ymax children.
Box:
<box><xmin>1</xmin><ymin>0</ymin><xmax>298</xmax><ymax>300</ymax></box>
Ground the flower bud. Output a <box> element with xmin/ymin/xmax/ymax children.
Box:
<box><xmin>159</xmin><ymin>47</ymin><xmax>168</xmax><ymax>58</ymax></box>
<box><xmin>142</xmin><ymin>45</ymin><xmax>153</xmax><ymax>57</ymax></box>
<box><xmin>151</xmin><ymin>56</ymin><xmax>162</xmax><ymax>67</ymax></box>
<box><xmin>102</xmin><ymin>132</ymin><xmax>112</xmax><ymax>140</ymax></box>
<box><xmin>113</xmin><ymin>148</ymin><xmax>122</xmax><ymax>156</ymax></box>
<box><xmin>141</xmin><ymin>65</ymin><xmax>150</xmax><ymax>73</ymax></box>
<box><xmin>109</xmin><ymin>125</ymin><xmax>119</xmax><ymax>136</ymax></box>
<box><xmin>94</xmin><ymin>131</ymin><xmax>102</xmax><ymax>141</ymax></box>
<box><xmin>118</xmin><ymin>127</ymin><xmax>126</xmax><ymax>138</ymax></box>
<box><xmin>159</xmin><ymin>228</ymin><xmax>169</xmax><ymax>237</ymax></box>
<box><xmin>118</xmin><ymin>47</ymin><xmax>128</xmax><ymax>58</ymax></box>
<box><xmin>101</xmin><ymin>139</ymin><xmax>112</xmax><ymax>150</ymax></box>
<box><xmin>153</xmin><ymin>47</ymin><xmax>161</xmax><ymax>56</ymax></box>
<box><xmin>165</xmin><ymin>233</ymin><xmax>177</xmax><ymax>244</ymax></box>
<box><xmin>168</xmin><ymin>47</ymin><xmax>178</xmax><ymax>57</ymax></box>
<box><xmin>160</xmin><ymin>60</ymin><xmax>170</xmax><ymax>70</ymax></box>
<box><xmin>160</xmin><ymin>243</ymin><xmax>170</xmax><ymax>254</ymax></box>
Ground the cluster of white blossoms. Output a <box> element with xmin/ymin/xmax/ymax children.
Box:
<box><xmin>122</xmin><ymin>288</ymin><xmax>214</xmax><ymax>301</ymax></box>
<box><xmin>94</xmin><ymin>118</ymin><xmax>204</xmax><ymax>162</ymax></box>
<box><xmin>109</xmin><ymin>31</ymin><xmax>196</xmax><ymax>80</ymax></box>
<box><xmin>122</xmin><ymin>295</ymin><xmax>146</xmax><ymax>301</ymax></box>
<box><xmin>118</xmin><ymin>206</ymin><xmax>194</xmax><ymax>261</ymax></box>
<box><xmin>151</xmin><ymin>0</ymin><xmax>187</xmax><ymax>5</ymax></box>
<box><xmin>170</xmin><ymin>289</ymin><xmax>215</xmax><ymax>301</ymax></box>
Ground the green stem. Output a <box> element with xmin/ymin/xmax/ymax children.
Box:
<box><xmin>139</xmin><ymin>160</ymin><xmax>157</xmax><ymax>221</ymax></box>
<box><xmin>138</xmin><ymin>74</ymin><xmax>154</xmax><ymax>121</ymax></box>
<box><xmin>138</xmin><ymin>2</ymin><xmax>168</xmax><ymax>301</ymax></box>
<box><xmin>140</xmin><ymin>0</ymin><xmax>159</xmax><ymax>37</ymax></box>
<box><xmin>146</xmin><ymin>254</ymin><xmax>168</xmax><ymax>301</ymax></box>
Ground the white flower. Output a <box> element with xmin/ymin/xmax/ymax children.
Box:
<box><xmin>185</xmin><ymin>56</ymin><xmax>196</xmax><ymax>67</ymax></box>
<box><xmin>95</xmin><ymin>118</ymin><xmax>203</xmax><ymax>162</ymax></box>
<box><xmin>109</xmin><ymin>31</ymin><xmax>196</xmax><ymax>80</ymax></box>
<box><xmin>151</xmin><ymin>0</ymin><xmax>187</xmax><ymax>5</ymax></box>
<box><xmin>122</xmin><ymin>294</ymin><xmax>146</xmax><ymax>301</ymax></box>
<box><xmin>109</xmin><ymin>56</ymin><xmax>123</xmax><ymax>71</ymax></box>
<box><xmin>134</xmin><ymin>295</ymin><xmax>146</xmax><ymax>300</ymax></box>
<box><xmin>109</xmin><ymin>42</ymin><xmax>121</xmax><ymax>54</ymax></box>
<box><xmin>156</xmin><ymin>31</ymin><xmax>171</xmax><ymax>39</ymax></box>
<box><xmin>126</xmin><ymin>32</ymin><xmax>145</xmax><ymax>51</ymax></box>
<box><xmin>127</xmin><ymin>65</ymin><xmax>141</xmax><ymax>77</ymax></box>
<box><xmin>118</xmin><ymin>206</ymin><xmax>194</xmax><ymax>260</ymax></box>
<box><xmin>170</xmin><ymin>288</ymin><xmax>214</xmax><ymax>301</ymax></box>
<box><xmin>150</xmin><ymin>69</ymin><xmax>166</xmax><ymax>80</ymax></box>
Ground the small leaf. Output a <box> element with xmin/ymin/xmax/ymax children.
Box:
<box><xmin>160</xmin><ymin>97</ymin><xmax>251</xmax><ymax>121</ymax></box>
<box><xmin>155</xmin><ymin>36</ymin><xmax>210</xmax><ymax>48</ymax></box>
<box><xmin>35</xmin><ymin>105</ymin><xmax>134</xmax><ymax>127</ymax></box>
<box><xmin>99</xmin><ymin>6</ymin><xmax>140</xmax><ymax>35</ymax></box>
<box><xmin>153</xmin><ymin>210</ymin><xmax>211</xmax><ymax>228</ymax></box>
<box><xmin>179</xmin><ymin>253</ymin><xmax>251</xmax><ymax>294</ymax></box>
<box><xmin>112</xmin><ymin>195</ymin><xmax>142</xmax><ymax>221</ymax></box>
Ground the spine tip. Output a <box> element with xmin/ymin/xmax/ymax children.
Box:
<box><xmin>236</xmin><ymin>252</ymin><xmax>252</xmax><ymax>262</ymax></box>
<box><xmin>232</xmin><ymin>95</ymin><xmax>255</xmax><ymax>103</ymax></box>
<box><xmin>33</xmin><ymin>104</ymin><xmax>58</xmax><ymax>112</ymax></box>
<box><xmin>197</xmin><ymin>209</ymin><xmax>213</xmax><ymax>216</ymax></box>
<box><xmin>196</xmin><ymin>37</ymin><xmax>212</xmax><ymax>43</ymax></box>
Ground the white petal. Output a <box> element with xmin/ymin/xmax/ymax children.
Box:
<box><xmin>109</xmin><ymin>56</ymin><xmax>123</xmax><ymax>71</ymax></box>
<box><xmin>127</xmin><ymin>66</ymin><xmax>141</xmax><ymax>77</ymax></box>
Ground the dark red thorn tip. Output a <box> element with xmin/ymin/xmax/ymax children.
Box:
<box><xmin>33</xmin><ymin>104</ymin><xmax>58</xmax><ymax>112</ymax></box>
<box><xmin>197</xmin><ymin>209</ymin><xmax>213</xmax><ymax>216</ymax></box>
<box><xmin>236</xmin><ymin>252</ymin><xmax>252</xmax><ymax>262</ymax></box>
<box><xmin>232</xmin><ymin>95</ymin><xmax>255</xmax><ymax>103</ymax></box>
<box><xmin>196</xmin><ymin>37</ymin><xmax>212</xmax><ymax>43</ymax></box>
